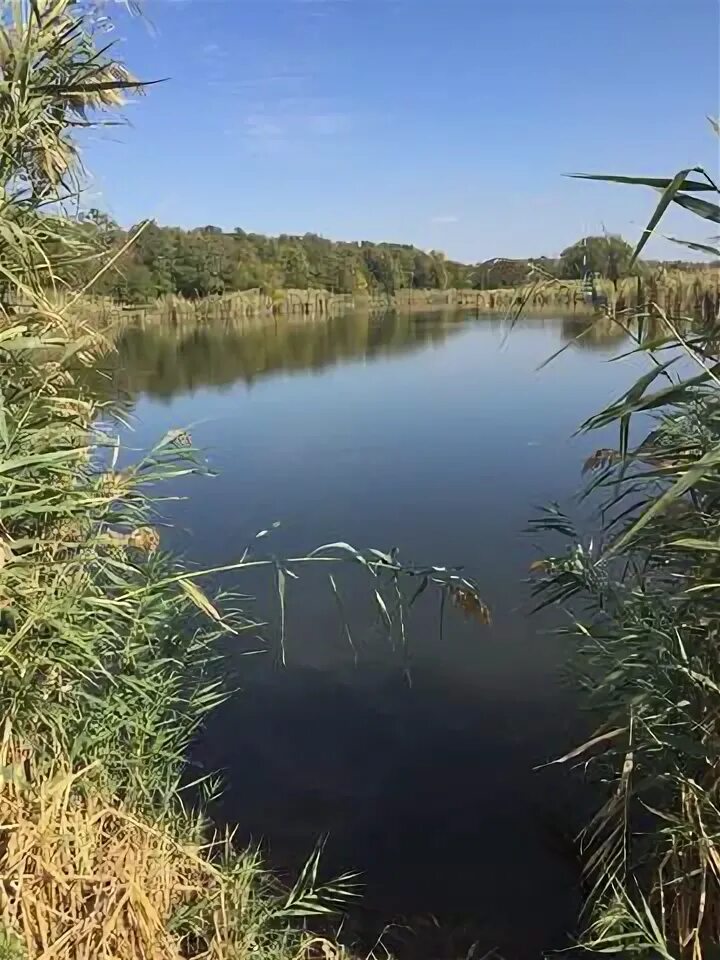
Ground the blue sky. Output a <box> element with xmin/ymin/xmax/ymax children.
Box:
<box><xmin>87</xmin><ymin>0</ymin><xmax>720</xmax><ymax>262</ymax></box>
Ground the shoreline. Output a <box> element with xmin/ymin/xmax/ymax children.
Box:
<box><xmin>67</xmin><ymin>271</ymin><xmax>719</xmax><ymax>327</ymax></box>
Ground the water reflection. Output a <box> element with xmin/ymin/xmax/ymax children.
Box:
<box><xmin>561</xmin><ymin>313</ymin><xmax>633</xmax><ymax>350</ymax></box>
<box><xmin>103</xmin><ymin>310</ymin><xmax>467</xmax><ymax>398</ymax></box>
<box><xmin>96</xmin><ymin>307</ymin><xmax>631</xmax><ymax>402</ymax></box>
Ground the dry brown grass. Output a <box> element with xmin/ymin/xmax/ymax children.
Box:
<box><xmin>471</xmin><ymin>268</ymin><xmax>719</xmax><ymax>320</ymax></box>
<box><xmin>0</xmin><ymin>754</ymin><xmax>195</xmax><ymax>958</ymax></box>
<box><xmin>0</xmin><ymin>736</ymin><xmax>293</xmax><ymax>960</ymax></box>
<box><xmin>0</xmin><ymin>733</ymin><xmax>354</xmax><ymax>960</ymax></box>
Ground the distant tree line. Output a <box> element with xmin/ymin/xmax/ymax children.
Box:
<box><xmin>72</xmin><ymin>213</ymin><xmax>704</xmax><ymax>304</ymax></box>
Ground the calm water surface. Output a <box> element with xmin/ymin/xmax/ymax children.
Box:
<box><xmin>109</xmin><ymin>310</ymin><xmax>639</xmax><ymax>958</ymax></box>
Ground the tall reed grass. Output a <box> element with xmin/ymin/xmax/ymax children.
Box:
<box><xmin>476</xmin><ymin>269</ymin><xmax>718</xmax><ymax>320</ymax></box>
<box><xmin>0</xmin><ymin>737</ymin><xmax>358</xmax><ymax>960</ymax></box>
<box><xmin>64</xmin><ymin>266</ymin><xmax>718</xmax><ymax>331</ymax></box>
<box><xmin>532</xmin><ymin>152</ymin><xmax>720</xmax><ymax>956</ymax></box>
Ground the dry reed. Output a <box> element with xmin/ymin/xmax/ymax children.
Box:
<box><xmin>0</xmin><ymin>733</ymin><xmax>347</xmax><ymax>960</ymax></box>
<box><xmin>64</xmin><ymin>265</ymin><xmax>718</xmax><ymax>329</ymax></box>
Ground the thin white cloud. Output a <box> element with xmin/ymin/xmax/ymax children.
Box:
<box><xmin>239</xmin><ymin>97</ymin><xmax>349</xmax><ymax>152</ymax></box>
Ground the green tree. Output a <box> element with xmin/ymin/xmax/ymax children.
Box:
<box><xmin>471</xmin><ymin>258</ymin><xmax>530</xmax><ymax>289</ymax></box>
<box><xmin>428</xmin><ymin>250</ymin><xmax>448</xmax><ymax>289</ymax></box>
<box><xmin>412</xmin><ymin>251</ymin><xmax>435</xmax><ymax>288</ymax></box>
<box><xmin>108</xmin><ymin>262</ymin><xmax>157</xmax><ymax>303</ymax></box>
<box><xmin>66</xmin><ymin>218</ymin><xmax>660</xmax><ymax>303</ymax></box>
<box><xmin>362</xmin><ymin>246</ymin><xmax>402</xmax><ymax>294</ymax></box>
<box><xmin>280</xmin><ymin>243</ymin><xmax>311</xmax><ymax>288</ymax></box>
<box><xmin>560</xmin><ymin>234</ymin><xmax>635</xmax><ymax>282</ymax></box>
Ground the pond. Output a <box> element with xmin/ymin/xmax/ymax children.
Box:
<box><xmin>104</xmin><ymin>308</ymin><xmax>640</xmax><ymax>959</ymax></box>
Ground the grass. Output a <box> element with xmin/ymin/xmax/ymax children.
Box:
<box><xmin>64</xmin><ymin>286</ymin><xmax>479</xmax><ymax>324</ymax></box>
<box><xmin>74</xmin><ymin>268</ymin><xmax>716</xmax><ymax>328</ymax></box>
<box><xmin>531</xmin><ymin>148</ymin><xmax>720</xmax><ymax>957</ymax></box>
<box><xmin>474</xmin><ymin>268</ymin><xmax>719</xmax><ymax>321</ymax></box>
<box><xmin>28</xmin><ymin>245</ymin><xmax>717</xmax><ymax>330</ymax></box>
<box><xmin>0</xmin><ymin>738</ymin><xmax>355</xmax><ymax>960</ymax></box>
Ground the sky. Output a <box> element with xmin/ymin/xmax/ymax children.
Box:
<box><xmin>86</xmin><ymin>0</ymin><xmax>720</xmax><ymax>263</ymax></box>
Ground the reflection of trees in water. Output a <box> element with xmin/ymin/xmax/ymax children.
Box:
<box><xmin>85</xmin><ymin>309</ymin><xmax>639</xmax><ymax>408</ymax></box>
<box><xmin>561</xmin><ymin>314</ymin><xmax>631</xmax><ymax>350</ymax></box>
<box><xmin>561</xmin><ymin>313</ymin><xmax>677</xmax><ymax>351</ymax></box>
<box><xmin>100</xmin><ymin>310</ymin><xmax>469</xmax><ymax>400</ymax></box>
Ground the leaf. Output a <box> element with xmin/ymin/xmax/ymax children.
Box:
<box><xmin>607</xmin><ymin>442</ymin><xmax>720</xmax><ymax>556</ymax></box>
<box><xmin>22</xmin><ymin>78</ymin><xmax>160</xmax><ymax>94</ymax></box>
<box><xmin>0</xmin><ymin>335</ymin><xmax>53</xmax><ymax>352</ymax></box>
<box><xmin>540</xmin><ymin>727</ymin><xmax>628</xmax><ymax>767</ymax></box>
<box><xmin>0</xmin><ymin>383</ymin><xmax>7</xmax><ymax>449</ymax></box>
<box><xmin>179</xmin><ymin>579</ymin><xmax>223</xmax><ymax>623</ymax></box>
<box><xmin>374</xmin><ymin>588</ymin><xmax>392</xmax><ymax>626</ymax></box>
<box><xmin>276</xmin><ymin>563</ymin><xmax>287</xmax><ymax>666</ymax></box>
<box><xmin>666</xmin><ymin>236</ymin><xmax>720</xmax><ymax>257</ymax></box>
<box><xmin>308</xmin><ymin>541</ymin><xmax>358</xmax><ymax>557</ymax></box>
<box><xmin>584</xmin><ymin>359</ymin><xmax>718</xmax><ymax>431</ymax></box>
<box><xmin>631</xmin><ymin>169</ymin><xmax>704</xmax><ymax>263</ymax></box>
<box><xmin>330</xmin><ymin>575</ymin><xmax>357</xmax><ymax>660</ymax></box>
<box><xmin>408</xmin><ymin>575</ymin><xmax>429</xmax><ymax>606</ymax></box>
<box><xmin>673</xmin><ymin>194</ymin><xmax>720</xmax><ymax>223</ymax></box>
<box><xmin>567</xmin><ymin>171</ymin><xmax>715</xmax><ymax>192</ymax></box>
<box><xmin>536</xmin><ymin>322</ymin><xmax>594</xmax><ymax>371</ymax></box>
<box><xmin>670</xmin><ymin>192</ymin><xmax>720</xmax><ymax>223</ymax></box>
<box><xmin>677</xmin><ymin>667</ymin><xmax>720</xmax><ymax>698</ymax></box>
<box><xmin>0</xmin><ymin>446</ymin><xmax>89</xmax><ymax>476</ymax></box>
<box><xmin>569</xmin><ymin>167</ymin><xmax>719</xmax><ymax>259</ymax></box>
<box><xmin>671</xmin><ymin>538</ymin><xmax>720</xmax><ymax>553</ymax></box>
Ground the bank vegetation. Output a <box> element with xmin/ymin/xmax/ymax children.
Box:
<box><xmin>532</xmin><ymin>155</ymin><xmax>720</xmax><ymax>957</ymax></box>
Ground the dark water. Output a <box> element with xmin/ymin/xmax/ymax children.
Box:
<box><xmin>108</xmin><ymin>309</ymin><xmax>640</xmax><ymax>958</ymax></box>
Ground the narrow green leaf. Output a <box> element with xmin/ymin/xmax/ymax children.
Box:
<box><xmin>329</xmin><ymin>574</ymin><xmax>357</xmax><ymax>660</ymax></box>
<box><xmin>671</xmin><ymin>537</ymin><xmax>720</xmax><ymax>552</ymax></box>
<box><xmin>0</xmin><ymin>384</ymin><xmax>7</xmax><ymax>449</ymax></box>
<box><xmin>670</xmin><ymin>192</ymin><xmax>720</xmax><ymax>223</ymax></box>
<box><xmin>276</xmin><ymin>563</ymin><xmax>287</xmax><ymax>666</ymax></box>
<box><xmin>631</xmin><ymin>169</ymin><xmax>701</xmax><ymax>263</ymax></box>
<box><xmin>537</xmin><ymin>321</ymin><xmax>595</xmax><ymax>371</ymax></box>
<box><xmin>567</xmin><ymin>171</ymin><xmax>714</xmax><ymax>191</ymax></box>
<box><xmin>677</xmin><ymin>667</ymin><xmax>720</xmax><ymax>697</ymax></box>
<box><xmin>374</xmin><ymin>588</ymin><xmax>392</xmax><ymax>626</ymax></box>
<box><xmin>541</xmin><ymin>727</ymin><xmax>627</xmax><ymax>767</ymax></box>
<box><xmin>566</xmin><ymin>167</ymin><xmax>714</xmax><ymax>192</ymax></box>
<box><xmin>179</xmin><ymin>579</ymin><xmax>223</xmax><ymax>623</ymax></box>
<box><xmin>607</xmin><ymin>442</ymin><xmax>720</xmax><ymax>556</ymax></box>
<box><xmin>666</xmin><ymin>236</ymin><xmax>720</xmax><ymax>257</ymax></box>
<box><xmin>585</xmin><ymin>360</ymin><xmax>718</xmax><ymax>430</ymax></box>
<box><xmin>0</xmin><ymin>446</ymin><xmax>89</xmax><ymax>476</ymax></box>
